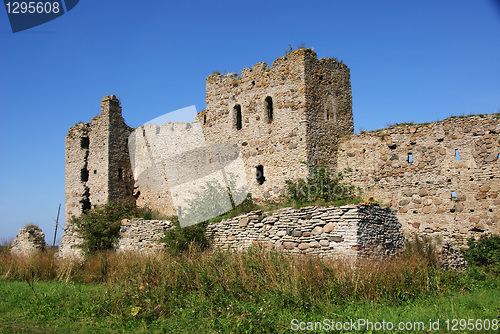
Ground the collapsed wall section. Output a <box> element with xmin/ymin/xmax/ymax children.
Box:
<box><xmin>338</xmin><ymin>114</ymin><xmax>500</xmax><ymax>244</ymax></box>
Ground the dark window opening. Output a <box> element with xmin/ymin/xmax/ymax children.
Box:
<box><xmin>80</xmin><ymin>168</ymin><xmax>89</xmax><ymax>182</ymax></box>
<box><xmin>203</xmin><ymin>114</ymin><xmax>207</xmax><ymax>125</ymax></box>
<box><xmin>118</xmin><ymin>168</ymin><xmax>123</xmax><ymax>180</ymax></box>
<box><xmin>265</xmin><ymin>96</ymin><xmax>273</xmax><ymax>123</ymax></box>
<box><xmin>81</xmin><ymin>199</ymin><xmax>91</xmax><ymax>213</ymax></box>
<box><xmin>256</xmin><ymin>165</ymin><xmax>265</xmax><ymax>185</ymax></box>
<box><xmin>93</xmin><ymin>170</ymin><xmax>97</xmax><ymax>174</ymax></box>
<box><xmin>455</xmin><ymin>149</ymin><xmax>460</xmax><ymax>161</ymax></box>
<box><xmin>80</xmin><ymin>137</ymin><xmax>89</xmax><ymax>149</ymax></box>
<box><xmin>408</xmin><ymin>153</ymin><xmax>413</xmax><ymax>163</ymax></box>
<box><xmin>234</xmin><ymin>105</ymin><xmax>242</xmax><ymax>130</ymax></box>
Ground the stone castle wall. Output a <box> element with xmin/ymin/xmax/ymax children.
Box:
<box><xmin>117</xmin><ymin>219</ymin><xmax>173</xmax><ymax>253</ymax></box>
<box><xmin>338</xmin><ymin>114</ymin><xmax>500</xmax><ymax>244</ymax></box>
<box><xmin>206</xmin><ymin>204</ymin><xmax>404</xmax><ymax>258</ymax></box>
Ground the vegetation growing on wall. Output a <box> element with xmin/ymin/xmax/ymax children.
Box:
<box><xmin>283</xmin><ymin>164</ymin><xmax>362</xmax><ymax>207</ymax></box>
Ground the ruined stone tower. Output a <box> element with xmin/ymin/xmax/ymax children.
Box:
<box><xmin>65</xmin><ymin>95</ymin><xmax>134</xmax><ymax>222</ymax></box>
<box><xmin>198</xmin><ymin>48</ymin><xmax>353</xmax><ymax>200</ymax></box>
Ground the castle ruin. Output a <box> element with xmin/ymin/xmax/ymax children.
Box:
<box><xmin>60</xmin><ymin>48</ymin><xmax>499</xmax><ymax>258</ymax></box>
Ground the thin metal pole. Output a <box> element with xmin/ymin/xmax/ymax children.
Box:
<box><xmin>52</xmin><ymin>204</ymin><xmax>61</xmax><ymax>248</ymax></box>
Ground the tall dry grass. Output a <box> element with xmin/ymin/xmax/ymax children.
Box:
<box><xmin>0</xmin><ymin>238</ymin><xmax>446</xmax><ymax>308</ymax></box>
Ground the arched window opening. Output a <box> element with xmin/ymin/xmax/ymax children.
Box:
<box><xmin>234</xmin><ymin>105</ymin><xmax>242</xmax><ymax>130</ymax></box>
<box><xmin>265</xmin><ymin>96</ymin><xmax>273</xmax><ymax>123</ymax></box>
<box><xmin>325</xmin><ymin>95</ymin><xmax>337</xmax><ymax>122</ymax></box>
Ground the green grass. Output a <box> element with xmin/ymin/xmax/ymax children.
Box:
<box><xmin>0</xmin><ymin>280</ymin><xmax>498</xmax><ymax>333</ymax></box>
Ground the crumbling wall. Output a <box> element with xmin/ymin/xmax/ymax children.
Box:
<box><xmin>206</xmin><ymin>204</ymin><xmax>405</xmax><ymax>258</ymax></box>
<box><xmin>338</xmin><ymin>114</ymin><xmax>500</xmax><ymax>244</ymax></box>
<box><xmin>65</xmin><ymin>95</ymin><xmax>134</xmax><ymax>224</ymax></box>
<box><xmin>117</xmin><ymin>219</ymin><xmax>174</xmax><ymax>253</ymax></box>
<box><xmin>11</xmin><ymin>225</ymin><xmax>46</xmax><ymax>255</ymax></box>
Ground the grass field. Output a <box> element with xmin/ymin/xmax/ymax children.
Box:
<box><xmin>1</xmin><ymin>243</ymin><xmax>499</xmax><ymax>333</ymax></box>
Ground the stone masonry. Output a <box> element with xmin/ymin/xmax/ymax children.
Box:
<box><xmin>206</xmin><ymin>204</ymin><xmax>405</xmax><ymax>258</ymax></box>
<box><xmin>116</xmin><ymin>219</ymin><xmax>173</xmax><ymax>253</ymax></box>
<box><xmin>338</xmin><ymin>114</ymin><xmax>500</xmax><ymax>244</ymax></box>
<box><xmin>11</xmin><ymin>225</ymin><xmax>46</xmax><ymax>255</ymax></box>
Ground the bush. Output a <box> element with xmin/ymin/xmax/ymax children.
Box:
<box><xmin>463</xmin><ymin>234</ymin><xmax>500</xmax><ymax>272</ymax></box>
<box><xmin>72</xmin><ymin>200</ymin><xmax>143</xmax><ymax>255</ymax></box>
<box><xmin>162</xmin><ymin>217</ymin><xmax>209</xmax><ymax>254</ymax></box>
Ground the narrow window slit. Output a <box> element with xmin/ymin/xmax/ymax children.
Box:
<box><xmin>234</xmin><ymin>105</ymin><xmax>242</xmax><ymax>130</ymax></box>
<box><xmin>265</xmin><ymin>96</ymin><xmax>273</xmax><ymax>123</ymax></box>
<box><xmin>256</xmin><ymin>165</ymin><xmax>265</xmax><ymax>185</ymax></box>
<box><xmin>455</xmin><ymin>149</ymin><xmax>460</xmax><ymax>161</ymax></box>
<box><xmin>408</xmin><ymin>153</ymin><xmax>413</xmax><ymax>163</ymax></box>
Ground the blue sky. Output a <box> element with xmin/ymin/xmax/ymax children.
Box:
<box><xmin>0</xmin><ymin>0</ymin><xmax>499</xmax><ymax>244</ymax></box>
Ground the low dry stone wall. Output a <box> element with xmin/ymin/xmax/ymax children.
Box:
<box><xmin>11</xmin><ymin>225</ymin><xmax>46</xmax><ymax>255</ymax></box>
<box><xmin>206</xmin><ymin>204</ymin><xmax>405</xmax><ymax>258</ymax></box>
<box><xmin>117</xmin><ymin>219</ymin><xmax>173</xmax><ymax>252</ymax></box>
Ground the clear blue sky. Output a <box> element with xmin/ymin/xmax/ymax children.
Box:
<box><xmin>1</xmin><ymin>0</ymin><xmax>499</xmax><ymax>244</ymax></box>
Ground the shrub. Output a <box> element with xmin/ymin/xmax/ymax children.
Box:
<box><xmin>162</xmin><ymin>217</ymin><xmax>209</xmax><ymax>254</ymax></box>
<box><xmin>463</xmin><ymin>234</ymin><xmax>500</xmax><ymax>272</ymax></box>
<box><xmin>283</xmin><ymin>164</ymin><xmax>360</xmax><ymax>206</ymax></box>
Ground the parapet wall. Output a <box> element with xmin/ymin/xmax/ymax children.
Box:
<box><xmin>338</xmin><ymin>114</ymin><xmax>500</xmax><ymax>244</ymax></box>
<box><xmin>206</xmin><ymin>204</ymin><xmax>405</xmax><ymax>258</ymax></box>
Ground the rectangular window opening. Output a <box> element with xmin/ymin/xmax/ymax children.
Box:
<box><xmin>451</xmin><ymin>191</ymin><xmax>457</xmax><ymax>199</ymax></box>
<box><xmin>234</xmin><ymin>105</ymin><xmax>242</xmax><ymax>130</ymax></box>
<box><xmin>80</xmin><ymin>168</ymin><xmax>89</xmax><ymax>182</ymax></box>
<box><xmin>256</xmin><ymin>165</ymin><xmax>265</xmax><ymax>185</ymax></box>
<box><xmin>80</xmin><ymin>136</ymin><xmax>89</xmax><ymax>149</ymax></box>
<box><xmin>408</xmin><ymin>153</ymin><xmax>413</xmax><ymax>163</ymax></box>
<box><xmin>265</xmin><ymin>96</ymin><xmax>273</xmax><ymax>123</ymax></box>
<box><xmin>455</xmin><ymin>149</ymin><xmax>460</xmax><ymax>161</ymax></box>
<box><xmin>118</xmin><ymin>168</ymin><xmax>123</xmax><ymax>180</ymax></box>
